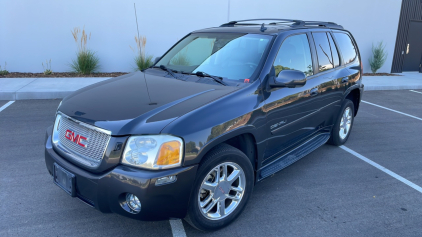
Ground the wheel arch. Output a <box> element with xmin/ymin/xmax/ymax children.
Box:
<box><xmin>344</xmin><ymin>87</ymin><xmax>361</xmax><ymax>116</ymax></box>
<box><xmin>189</xmin><ymin>126</ymin><xmax>260</xmax><ymax>171</ymax></box>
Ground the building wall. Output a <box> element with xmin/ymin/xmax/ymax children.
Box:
<box><xmin>392</xmin><ymin>0</ymin><xmax>422</xmax><ymax>73</ymax></box>
<box><xmin>0</xmin><ymin>0</ymin><xmax>402</xmax><ymax>73</ymax></box>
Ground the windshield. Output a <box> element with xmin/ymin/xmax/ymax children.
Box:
<box><xmin>155</xmin><ymin>33</ymin><xmax>272</xmax><ymax>81</ymax></box>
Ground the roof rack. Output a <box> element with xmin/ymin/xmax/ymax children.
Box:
<box><xmin>219</xmin><ymin>19</ymin><xmax>343</xmax><ymax>29</ymax></box>
<box><xmin>220</xmin><ymin>19</ymin><xmax>303</xmax><ymax>27</ymax></box>
<box><xmin>300</xmin><ymin>21</ymin><xmax>343</xmax><ymax>29</ymax></box>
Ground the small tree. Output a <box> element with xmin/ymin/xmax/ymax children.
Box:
<box><xmin>368</xmin><ymin>41</ymin><xmax>388</xmax><ymax>73</ymax></box>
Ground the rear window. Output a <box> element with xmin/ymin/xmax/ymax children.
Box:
<box><xmin>333</xmin><ymin>32</ymin><xmax>357</xmax><ymax>64</ymax></box>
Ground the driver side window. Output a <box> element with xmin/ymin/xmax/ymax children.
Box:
<box><xmin>273</xmin><ymin>34</ymin><xmax>313</xmax><ymax>77</ymax></box>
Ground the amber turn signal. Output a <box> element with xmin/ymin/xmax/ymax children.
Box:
<box><xmin>156</xmin><ymin>141</ymin><xmax>181</xmax><ymax>165</ymax></box>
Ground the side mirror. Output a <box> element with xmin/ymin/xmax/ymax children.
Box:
<box><xmin>270</xmin><ymin>70</ymin><xmax>306</xmax><ymax>88</ymax></box>
<box><xmin>154</xmin><ymin>57</ymin><xmax>161</xmax><ymax>64</ymax></box>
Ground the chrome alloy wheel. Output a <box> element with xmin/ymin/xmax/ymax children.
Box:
<box><xmin>339</xmin><ymin>107</ymin><xmax>352</xmax><ymax>140</ymax></box>
<box><xmin>198</xmin><ymin>162</ymin><xmax>246</xmax><ymax>220</ymax></box>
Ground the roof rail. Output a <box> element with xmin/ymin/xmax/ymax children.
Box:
<box><xmin>220</xmin><ymin>19</ymin><xmax>343</xmax><ymax>29</ymax></box>
<box><xmin>299</xmin><ymin>21</ymin><xmax>343</xmax><ymax>29</ymax></box>
<box><xmin>220</xmin><ymin>18</ymin><xmax>303</xmax><ymax>27</ymax></box>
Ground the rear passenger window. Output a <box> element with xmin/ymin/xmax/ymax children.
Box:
<box><xmin>333</xmin><ymin>32</ymin><xmax>357</xmax><ymax>64</ymax></box>
<box><xmin>273</xmin><ymin>34</ymin><xmax>313</xmax><ymax>77</ymax></box>
<box><xmin>312</xmin><ymin>32</ymin><xmax>334</xmax><ymax>72</ymax></box>
<box><xmin>328</xmin><ymin>33</ymin><xmax>340</xmax><ymax>67</ymax></box>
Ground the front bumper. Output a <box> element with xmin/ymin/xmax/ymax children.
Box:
<box><xmin>44</xmin><ymin>126</ymin><xmax>198</xmax><ymax>221</ymax></box>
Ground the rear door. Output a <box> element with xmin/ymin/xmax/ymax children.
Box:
<box><xmin>309</xmin><ymin>31</ymin><xmax>348</xmax><ymax>125</ymax></box>
<box><xmin>332</xmin><ymin>31</ymin><xmax>362</xmax><ymax>98</ymax></box>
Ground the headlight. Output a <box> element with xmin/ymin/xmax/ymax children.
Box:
<box><xmin>122</xmin><ymin>135</ymin><xmax>184</xmax><ymax>170</ymax></box>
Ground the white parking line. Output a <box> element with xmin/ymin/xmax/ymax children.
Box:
<box><xmin>410</xmin><ymin>90</ymin><xmax>422</xmax><ymax>95</ymax></box>
<box><xmin>340</xmin><ymin>146</ymin><xmax>422</xmax><ymax>194</ymax></box>
<box><xmin>0</xmin><ymin>101</ymin><xmax>15</xmax><ymax>113</ymax></box>
<box><xmin>361</xmin><ymin>100</ymin><xmax>422</xmax><ymax>121</ymax></box>
<box><xmin>169</xmin><ymin>219</ymin><xmax>187</xmax><ymax>237</ymax></box>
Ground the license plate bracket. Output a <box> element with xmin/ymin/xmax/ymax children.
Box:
<box><xmin>53</xmin><ymin>163</ymin><xmax>76</xmax><ymax>197</ymax></box>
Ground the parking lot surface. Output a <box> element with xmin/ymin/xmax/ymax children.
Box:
<box><xmin>1</xmin><ymin>90</ymin><xmax>422</xmax><ymax>236</ymax></box>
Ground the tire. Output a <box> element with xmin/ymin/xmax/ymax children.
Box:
<box><xmin>327</xmin><ymin>99</ymin><xmax>355</xmax><ymax>146</ymax></box>
<box><xmin>184</xmin><ymin>143</ymin><xmax>254</xmax><ymax>231</ymax></box>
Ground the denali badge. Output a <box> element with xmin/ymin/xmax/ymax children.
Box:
<box><xmin>64</xmin><ymin>129</ymin><xmax>88</xmax><ymax>148</ymax></box>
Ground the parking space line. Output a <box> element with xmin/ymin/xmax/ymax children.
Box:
<box><xmin>340</xmin><ymin>146</ymin><xmax>422</xmax><ymax>194</ymax></box>
<box><xmin>410</xmin><ymin>90</ymin><xmax>422</xmax><ymax>95</ymax></box>
<box><xmin>169</xmin><ymin>219</ymin><xmax>187</xmax><ymax>237</ymax></box>
<box><xmin>0</xmin><ymin>101</ymin><xmax>15</xmax><ymax>113</ymax></box>
<box><xmin>361</xmin><ymin>100</ymin><xmax>422</xmax><ymax>121</ymax></box>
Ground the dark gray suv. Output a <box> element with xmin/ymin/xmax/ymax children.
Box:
<box><xmin>44</xmin><ymin>19</ymin><xmax>364</xmax><ymax>231</ymax></box>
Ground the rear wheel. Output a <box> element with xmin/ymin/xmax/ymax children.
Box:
<box><xmin>327</xmin><ymin>99</ymin><xmax>354</xmax><ymax>146</ymax></box>
<box><xmin>185</xmin><ymin>143</ymin><xmax>254</xmax><ymax>231</ymax></box>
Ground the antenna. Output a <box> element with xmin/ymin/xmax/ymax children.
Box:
<box><xmin>133</xmin><ymin>3</ymin><xmax>153</xmax><ymax>105</ymax></box>
<box><xmin>227</xmin><ymin>0</ymin><xmax>230</xmax><ymax>22</ymax></box>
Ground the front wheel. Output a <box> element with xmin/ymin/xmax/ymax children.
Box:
<box><xmin>185</xmin><ymin>144</ymin><xmax>254</xmax><ymax>231</ymax></box>
<box><xmin>327</xmin><ymin>99</ymin><xmax>355</xmax><ymax>146</ymax></box>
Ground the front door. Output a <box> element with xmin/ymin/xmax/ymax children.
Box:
<box><xmin>262</xmin><ymin>33</ymin><xmax>321</xmax><ymax>165</ymax></box>
<box><xmin>403</xmin><ymin>21</ymin><xmax>422</xmax><ymax>72</ymax></box>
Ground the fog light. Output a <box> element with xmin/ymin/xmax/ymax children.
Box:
<box><xmin>126</xmin><ymin>193</ymin><xmax>141</xmax><ymax>213</ymax></box>
<box><xmin>156</xmin><ymin>175</ymin><xmax>177</xmax><ymax>186</ymax></box>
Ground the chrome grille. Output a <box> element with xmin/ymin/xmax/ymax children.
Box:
<box><xmin>52</xmin><ymin>113</ymin><xmax>111</xmax><ymax>167</ymax></box>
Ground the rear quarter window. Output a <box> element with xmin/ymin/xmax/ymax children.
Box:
<box><xmin>333</xmin><ymin>32</ymin><xmax>357</xmax><ymax>64</ymax></box>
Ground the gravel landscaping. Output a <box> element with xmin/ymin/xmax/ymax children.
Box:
<box><xmin>0</xmin><ymin>72</ymin><xmax>129</xmax><ymax>78</ymax></box>
<box><xmin>363</xmin><ymin>72</ymin><xmax>401</xmax><ymax>76</ymax></box>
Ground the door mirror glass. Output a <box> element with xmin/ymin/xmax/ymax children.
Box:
<box><xmin>271</xmin><ymin>70</ymin><xmax>306</xmax><ymax>88</ymax></box>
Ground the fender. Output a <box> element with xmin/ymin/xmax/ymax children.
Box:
<box><xmin>183</xmin><ymin>125</ymin><xmax>265</xmax><ymax>167</ymax></box>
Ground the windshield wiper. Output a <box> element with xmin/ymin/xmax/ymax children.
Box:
<box><xmin>194</xmin><ymin>71</ymin><xmax>228</xmax><ymax>86</ymax></box>
<box><xmin>154</xmin><ymin>65</ymin><xmax>179</xmax><ymax>79</ymax></box>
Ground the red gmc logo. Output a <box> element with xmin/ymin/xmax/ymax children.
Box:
<box><xmin>64</xmin><ymin>129</ymin><xmax>88</xmax><ymax>148</ymax></box>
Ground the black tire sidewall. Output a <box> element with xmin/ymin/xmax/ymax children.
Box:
<box><xmin>330</xmin><ymin>99</ymin><xmax>355</xmax><ymax>146</ymax></box>
<box><xmin>186</xmin><ymin>144</ymin><xmax>254</xmax><ymax>231</ymax></box>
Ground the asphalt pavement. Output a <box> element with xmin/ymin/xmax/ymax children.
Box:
<box><xmin>1</xmin><ymin>90</ymin><xmax>422</xmax><ymax>236</ymax></box>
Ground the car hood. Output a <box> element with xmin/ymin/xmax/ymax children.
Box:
<box><xmin>59</xmin><ymin>72</ymin><xmax>238</xmax><ymax>135</ymax></box>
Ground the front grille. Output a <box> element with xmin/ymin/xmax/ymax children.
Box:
<box><xmin>52</xmin><ymin>113</ymin><xmax>111</xmax><ymax>167</ymax></box>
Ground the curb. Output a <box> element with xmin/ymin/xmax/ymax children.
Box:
<box><xmin>0</xmin><ymin>91</ymin><xmax>75</xmax><ymax>100</ymax></box>
<box><xmin>364</xmin><ymin>85</ymin><xmax>422</xmax><ymax>91</ymax></box>
<box><xmin>1</xmin><ymin>76</ymin><xmax>421</xmax><ymax>100</ymax></box>
<box><xmin>0</xmin><ymin>77</ymin><xmax>111</xmax><ymax>100</ymax></box>
<box><xmin>2</xmin><ymin>85</ymin><xmax>421</xmax><ymax>100</ymax></box>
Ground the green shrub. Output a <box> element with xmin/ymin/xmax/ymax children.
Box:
<box><xmin>70</xmin><ymin>27</ymin><xmax>99</xmax><ymax>74</ymax></box>
<box><xmin>0</xmin><ymin>62</ymin><xmax>9</xmax><ymax>75</ymax></box>
<box><xmin>131</xmin><ymin>36</ymin><xmax>154</xmax><ymax>71</ymax></box>
<box><xmin>42</xmin><ymin>59</ymin><xmax>53</xmax><ymax>75</ymax></box>
<box><xmin>70</xmin><ymin>50</ymin><xmax>99</xmax><ymax>74</ymax></box>
<box><xmin>135</xmin><ymin>54</ymin><xmax>153</xmax><ymax>71</ymax></box>
<box><xmin>368</xmin><ymin>41</ymin><xmax>388</xmax><ymax>73</ymax></box>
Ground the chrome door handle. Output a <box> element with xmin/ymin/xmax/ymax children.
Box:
<box><xmin>341</xmin><ymin>77</ymin><xmax>349</xmax><ymax>83</ymax></box>
<box><xmin>310</xmin><ymin>88</ymin><xmax>318</xmax><ymax>97</ymax></box>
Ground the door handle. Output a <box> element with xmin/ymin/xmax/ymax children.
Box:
<box><xmin>341</xmin><ymin>77</ymin><xmax>349</xmax><ymax>83</ymax></box>
<box><xmin>310</xmin><ymin>88</ymin><xmax>318</xmax><ymax>97</ymax></box>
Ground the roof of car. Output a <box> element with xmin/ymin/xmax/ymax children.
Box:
<box><xmin>193</xmin><ymin>19</ymin><xmax>344</xmax><ymax>35</ymax></box>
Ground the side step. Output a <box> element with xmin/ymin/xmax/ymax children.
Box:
<box><xmin>259</xmin><ymin>133</ymin><xmax>330</xmax><ymax>180</ymax></box>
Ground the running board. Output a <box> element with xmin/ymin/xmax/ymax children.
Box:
<box><xmin>259</xmin><ymin>133</ymin><xmax>330</xmax><ymax>180</ymax></box>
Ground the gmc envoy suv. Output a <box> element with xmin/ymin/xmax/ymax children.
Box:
<box><xmin>44</xmin><ymin>19</ymin><xmax>363</xmax><ymax>231</ymax></box>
